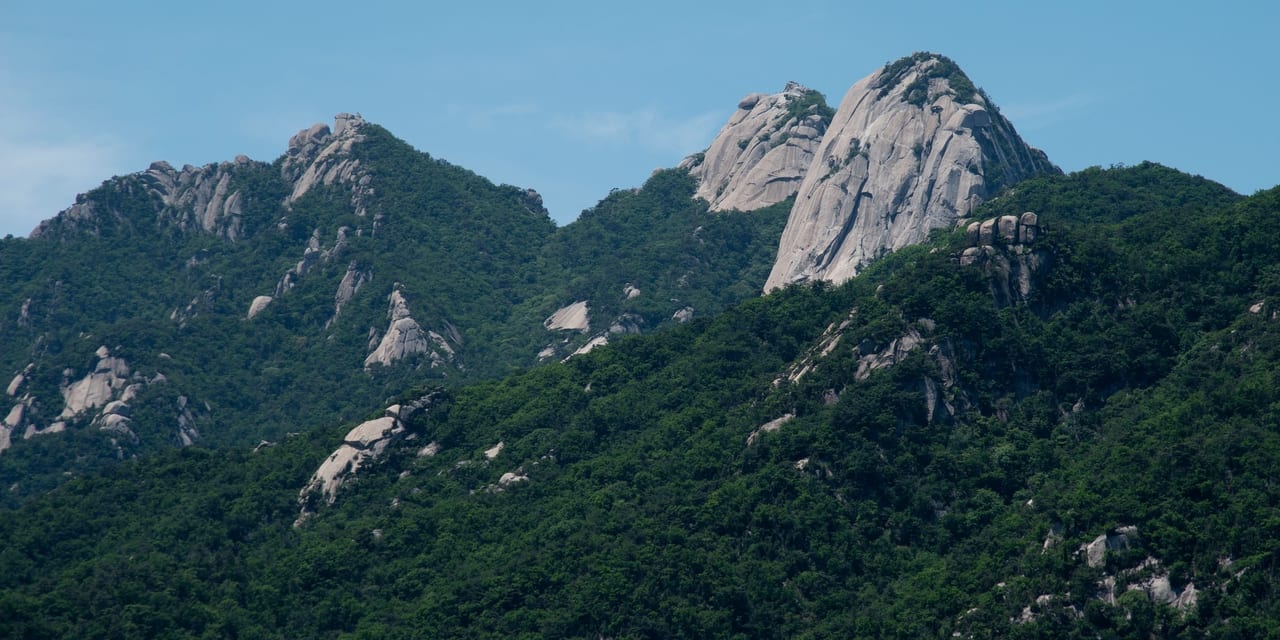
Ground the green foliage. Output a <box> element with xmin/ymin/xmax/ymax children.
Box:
<box><xmin>876</xmin><ymin>51</ymin><xmax>979</xmax><ymax>106</ymax></box>
<box><xmin>4</xmin><ymin>131</ymin><xmax>1280</xmax><ymax>637</ymax></box>
<box><xmin>0</xmin><ymin>125</ymin><xmax>787</xmax><ymax>500</ymax></box>
<box><xmin>783</xmin><ymin>89</ymin><xmax>835</xmax><ymax>125</ymax></box>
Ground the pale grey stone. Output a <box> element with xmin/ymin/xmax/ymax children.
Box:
<box><xmin>682</xmin><ymin>82</ymin><xmax>828</xmax><ymax>212</ymax></box>
<box><xmin>765</xmin><ymin>56</ymin><xmax>1055</xmax><ymax>291</ymax></box>
<box><xmin>544</xmin><ymin>301</ymin><xmax>590</xmax><ymax>332</ymax></box>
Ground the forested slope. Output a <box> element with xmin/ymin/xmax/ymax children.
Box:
<box><xmin>0</xmin><ymin>122</ymin><xmax>786</xmax><ymax>500</ymax></box>
<box><xmin>2</xmin><ymin>165</ymin><xmax>1277</xmax><ymax>637</ymax></box>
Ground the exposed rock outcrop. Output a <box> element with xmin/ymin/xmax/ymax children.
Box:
<box><xmin>1075</xmin><ymin>526</ymin><xmax>1198</xmax><ymax>611</ymax></box>
<box><xmin>747</xmin><ymin>413</ymin><xmax>794</xmax><ymax>446</ymax></box>
<box><xmin>780</xmin><ymin>312</ymin><xmax>967</xmax><ymax>425</ymax></box>
<box><xmin>364</xmin><ymin>289</ymin><xmax>457</xmax><ymax>370</ymax></box>
<box><xmin>6</xmin><ymin>365</ymin><xmax>31</xmax><ymax>397</ymax></box>
<box><xmin>171</xmin><ymin>276</ymin><xmax>222</xmax><ymax>327</ymax></box>
<box><xmin>30</xmin><ymin>113</ymin><xmax>371</xmax><ymax>240</ymax></box>
<box><xmin>327</xmin><ymin>261</ymin><xmax>372</xmax><ymax>328</ymax></box>
<box><xmin>544</xmin><ymin>301</ymin><xmax>590</xmax><ymax>332</ymax></box>
<box><xmin>765</xmin><ymin>53</ymin><xmax>1057</xmax><ymax>291</ymax></box>
<box><xmin>1011</xmin><ymin>524</ymin><xmax>1198</xmax><ymax>625</ymax></box>
<box><xmin>567</xmin><ymin>335</ymin><xmax>609</xmax><ymax>359</ymax></box>
<box><xmin>247</xmin><ymin>295</ymin><xmax>274</xmax><ymax>319</ymax></box>
<box><xmin>959</xmin><ymin>211</ymin><xmax>1049</xmax><ymax>306</ymax></box>
<box><xmin>0</xmin><ymin>347</ymin><xmax>204</xmax><ymax>454</ymax></box>
<box><xmin>1081</xmin><ymin>525</ymin><xmax>1141</xmax><ymax>569</ymax></box>
<box><xmin>59</xmin><ymin>346</ymin><xmax>132</xmax><ymax>421</ymax></box>
<box><xmin>281</xmin><ymin>113</ymin><xmax>373</xmax><ymax>215</ymax></box>
<box><xmin>681</xmin><ymin>81</ymin><xmax>832</xmax><ymax>212</ymax></box>
<box><xmin>248</xmin><ymin>226</ymin><xmax>357</xmax><ymax>318</ymax></box>
<box><xmin>32</xmin><ymin>155</ymin><xmax>260</xmax><ymax>240</ymax></box>
<box><xmin>297</xmin><ymin>391</ymin><xmax>444</xmax><ymax>524</ymax></box>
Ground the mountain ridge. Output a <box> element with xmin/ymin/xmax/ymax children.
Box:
<box><xmin>3</xmin><ymin>167</ymin><xmax>1277</xmax><ymax>637</ymax></box>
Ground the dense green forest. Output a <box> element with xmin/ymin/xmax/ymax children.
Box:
<box><xmin>0</xmin><ymin>124</ymin><xmax>787</xmax><ymax>500</ymax></box>
<box><xmin>2</xmin><ymin>164</ymin><xmax>1277</xmax><ymax>637</ymax></box>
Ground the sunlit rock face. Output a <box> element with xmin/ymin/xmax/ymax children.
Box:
<box><xmin>682</xmin><ymin>81</ymin><xmax>830</xmax><ymax>213</ymax></box>
<box><xmin>765</xmin><ymin>53</ymin><xmax>1056</xmax><ymax>291</ymax></box>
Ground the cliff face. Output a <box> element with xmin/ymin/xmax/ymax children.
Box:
<box><xmin>681</xmin><ymin>82</ymin><xmax>831</xmax><ymax>212</ymax></box>
<box><xmin>764</xmin><ymin>54</ymin><xmax>1057</xmax><ymax>291</ymax></box>
<box><xmin>30</xmin><ymin>113</ymin><xmax>372</xmax><ymax>241</ymax></box>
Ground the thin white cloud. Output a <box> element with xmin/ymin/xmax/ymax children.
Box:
<box><xmin>1001</xmin><ymin>93</ymin><xmax>1099</xmax><ymax>131</ymax></box>
<box><xmin>0</xmin><ymin>68</ymin><xmax>128</xmax><ymax>237</ymax></box>
<box><xmin>549</xmin><ymin>108</ymin><xmax>723</xmax><ymax>155</ymax></box>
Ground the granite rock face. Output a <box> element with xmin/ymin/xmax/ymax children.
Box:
<box><xmin>544</xmin><ymin>301</ymin><xmax>590</xmax><ymax>332</ymax></box>
<box><xmin>296</xmin><ymin>391</ymin><xmax>444</xmax><ymax>524</ymax></box>
<box><xmin>959</xmin><ymin>211</ymin><xmax>1049</xmax><ymax>307</ymax></box>
<box><xmin>681</xmin><ymin>81</ymin><xmax>830</xmax><ymax>212</ymax></box>
<box><xmin>30</xmin><ymin>113</ymin><xmax>373</xmax><ymax>240</ymax></box>
<box><xmin>765</xmin><ymin>54</ymin><xmax>1057</xmax><ymax>291</ymax></box>
<box><xmin>32</xmin><ymin>155</ymin><xmax>260</xmax><ymax>240</ymax></box>
<box><xmin>364</xmin><ymin>289</ymin><xmax>457</xmax><ymax>370</ymax></box>
<box><xmin>326</xmin><ymin>261</ymin><xmax>373</xmax><ymax>328</ymax></box>
<box><xmin>0</xmin><ymin>346</ymin><xmax>199</xmax><ymax>453</ymax></box>
<box><xmin>280</xmin><ymin>113</ymin><xmax>373</xmax><ymax>215</ymax></box>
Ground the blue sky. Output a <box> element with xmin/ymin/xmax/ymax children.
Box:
<box><xmin>1</xmin><ymin>1</ymin><xmax>1275</xmax><ymax>237</ymax></box>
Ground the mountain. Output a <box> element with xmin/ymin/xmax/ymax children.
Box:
<box><xmin>0</xmin><ymin>113</ymin><xmax>788</xmax><ymax>497</ymax></box>
<box><xmin>2</xmin><ymin>164</ymin><xmax>1277</xmax><ymax>638</ymax></box>
<box><xmin>679</xmin><ymin>81</ymin><xmax>833</xmax><ymax>212</ymax></box>
<box><xmin>10</xmin><ymin>50</ymin><xmax>1280</xmax><ymax>637</ymax></box>
<box><xmin>764</xmin><ymin>52</ymin><xmax>1058</xmax><ymax>290</ymax></box>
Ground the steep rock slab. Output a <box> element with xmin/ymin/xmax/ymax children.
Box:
<box><xmin>681</xmin><ymin>81</ymin><xmax>831</xmax><ymax>212</ymax></box>
<box><xmin>544</xmin><ymin>301</ymin><xmax>590</xmax><ymax>332</ymax></box>
<box><xmin>765</xmin><ymin>53</ymin><xmax>1057</xmax><ymax>291</ymax></box>
<box><xmin>364</xmin><ymin>289</ymin><xmax>457</xmax><ymax>370</ymax></box>
<box><xmin>326</xmin><ymin>261</ymin><xmax>372</xmax><ymax>328</ymax></box>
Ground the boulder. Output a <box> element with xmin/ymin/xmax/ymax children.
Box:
<box><xmin>998</xmin><ymin>215</ymin><xmax>1019</xmax><ymax>243</ymax></box>
<box><xmin>247</xmin><ymin>295</ymin><xmax>273</xmax><ymax>319</ymax></box>
<box><xmin>976</xmin><ymin>219</ymin><xmax>995</xmax><ymax>246</ymax></box>
<box><xmin>6</xmin><ymin>372</ymin><xmax>24</xmax><ymax>397</ymax></box>
<box><xmin>1082</xmin><ymin>525</ymin><xmax>1140</xmax><ymax>568</ymax></box>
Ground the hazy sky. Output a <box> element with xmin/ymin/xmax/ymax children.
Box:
<box><xmin>1</xmin><ymin>1</ymin><xmax>1274</xmax><ymax>237</ymax></box>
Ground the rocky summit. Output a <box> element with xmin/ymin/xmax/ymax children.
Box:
<box><xmin>681</xmin><ymin>81</ymin><xmax>832</xmax><ymax>212</ymax></box>
<box><xmin>763</xmin><ymin>53</ymin><xmax>1057</xmax><ymax>291</ymax></box>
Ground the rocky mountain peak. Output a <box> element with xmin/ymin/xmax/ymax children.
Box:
<box><xmin>281</xmin><ymin>112</ymin><xmax>371</xmax><ymax>209</ymax></box>
<box><xmin>764</xmin><ymin>53</ymin><xmax>1058</xmax><ymax>291</ymax></box>
<box><xmin>31</xmin><ymin>153</ymin><xmax>266</xmax><ymax>241</ymax></box>
<box><xmin>30</xmin><ymin>113</ymin><xmax>373</xmax><ymax>241</ymax></box>
<box><xmin>681</xmin><ymin>82</ymin><xmax>834</xmax><ymax>212</ymax></box>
